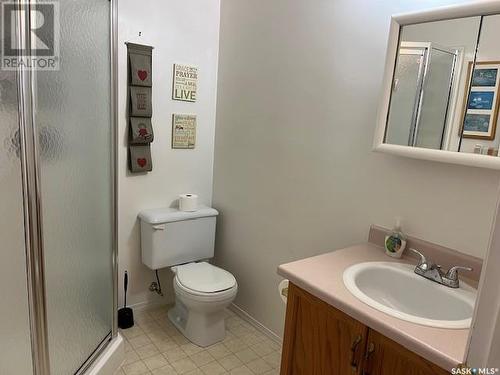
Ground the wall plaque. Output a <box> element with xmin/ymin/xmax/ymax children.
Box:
<box><xmin>172</xmin><ymin>114</ymin><xmax>196</xmax><ymax>149</ymax></box>
<box><xmin>172</xmin><ymin>64</ymin><xmax>198</xmax><ymax>102</ymax></box>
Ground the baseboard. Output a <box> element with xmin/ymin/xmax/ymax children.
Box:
<box><xmin>128</xmin><ymin>299</ymin><xmax>172</xmax><ymax>312</ymax></box>
<box><xmin>229</xmin><ymin>303</ymin><xmax>283</xmax><ymax>344</ymax></box>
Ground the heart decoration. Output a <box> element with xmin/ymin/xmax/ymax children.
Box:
<box><xmin>137</xmin><ymin>158</ymin><xmax>147</xmax><ymax>167</ymax></box>
<box><xmin>138</xmin><ymin>128</ymin><xmax>148</xmax><ymax>136</ymax></box>
<box><xmin>137</xmin><ymin>70</ymin><xmax>148</xmax><ymax>81</ymax></box>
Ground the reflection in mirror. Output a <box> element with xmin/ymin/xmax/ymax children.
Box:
<box><xmin>459</xmin><ymin>15</ymin><xmax>500</xmax><ymax>156</ymax></box>
<box><xmin>384</xmin><ymin>17</ymin><xmax>481</xmax><ymax>151</ymax></box>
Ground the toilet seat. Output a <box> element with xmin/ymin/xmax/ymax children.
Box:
<box><xmin>174</xmin><ymin>278</ymin><xmax>238</xmax><ymax>302</ymax></box>
<box><xmin>173</xmin><ymin>262</ymin><xmax>237</xmax><ymax>296</ymax></box>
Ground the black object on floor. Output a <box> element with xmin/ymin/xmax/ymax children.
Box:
<box><xmin>118</xmin><ymin>271</ymin><xmax>134</xmax><ymax>329</ymax></box>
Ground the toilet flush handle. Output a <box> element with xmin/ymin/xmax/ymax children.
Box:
<box><xmin>152</xmin><ymin>224</ymin><xmax>165</xmax><ymax>231</ymax></box>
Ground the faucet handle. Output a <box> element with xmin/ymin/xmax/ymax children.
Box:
<box><xmin>446</xmin><ymin>266</ymin><xmax>473</xmax><ymax>281</ymax></box>
<box><xmin>409</xmin><ymin>248</ymin><xmax>427</xmax><ymax>265</ymax></box>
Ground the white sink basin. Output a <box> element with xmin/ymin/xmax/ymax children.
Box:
<box><xmin>343</xmin><ymin>262</ymin><xmax>477</xmax><ymax>329</ymax></box>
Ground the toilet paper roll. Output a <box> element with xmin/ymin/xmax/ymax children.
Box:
<box><xmin>179</xmin><ymin>194</ymin><xmax>198</xmax><ymax>212</ymax></box>
<box><xmin>278</xmin><ymin>279</ymin><xmax>289</xmax><ymax>304</ymax></box>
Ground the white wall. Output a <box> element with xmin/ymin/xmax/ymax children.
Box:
<box><xmin>117</xmin><ymin>0</ymin><xmax>220</xmax><ymax>307</ymax></box>
<box><xmin>213</xmin><ymin>0</ymin><xmax>500</xmax><ymax>337</ymax></box>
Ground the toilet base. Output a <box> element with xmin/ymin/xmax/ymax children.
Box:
<box><xmin>168</xmin><ymin>301</ymin><xmax>226</xmax><ymax>347</ymax></box>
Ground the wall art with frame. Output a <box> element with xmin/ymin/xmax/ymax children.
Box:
<box><xmin>461</xmin><ymin>61</ymin><xmax>500</xmax><ymax>140</ymax></box>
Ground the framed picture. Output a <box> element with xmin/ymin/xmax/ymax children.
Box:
<box><xmin>461</xmin><ymin>61</ymin><xmax>500</xmax><ymax>140</ymax></box>
<box><xmin>472</xmin><ymin>68</ymin><xmax>498</xmax><ymax>87</ymax></box>
<box><xmin>468</xmin><ymin>91</ymin><xmax>495</xmax><ymax>110</ymax></box>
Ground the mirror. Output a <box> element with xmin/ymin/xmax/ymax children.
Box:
<box><xmin>460</xmin><ymin>14</ymin><xmax>500</xmax><ymax>156</ymax></box>
<box><xmin>375</xmin><ymin>4</ymin><xmax>500</xmax><ymax>169</ymax></box>
<box><xmin>385</xmin><ymin>17</ymin><xmax>482</xmax><ymax>151</ymax></box>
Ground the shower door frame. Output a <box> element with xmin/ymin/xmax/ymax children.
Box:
<box><xmin>14</xmin><ymin>0</ymin><xmax>118</xmax><ymax>374</ymax></box>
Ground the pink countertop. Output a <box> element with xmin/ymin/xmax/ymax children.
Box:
<box><xmin>277</xmin><ymin>243</ymin><xmax>471</xmax><ymax>371</ymax></box>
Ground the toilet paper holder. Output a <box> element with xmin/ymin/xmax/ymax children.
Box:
<box><xmin>279</xmin><ymin>279</ymin><xmax>289</xmax><ymax>303</ymax></box>
<box><xmin>281</xmin><ymin>287</ymin><xmax>288</xmax><ymax>298</ymax></box>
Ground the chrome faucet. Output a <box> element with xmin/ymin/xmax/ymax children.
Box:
<box><xmin>409</xmin><ymin>248</ymin><xmax>472</xmax><ymax>288</ymax></box>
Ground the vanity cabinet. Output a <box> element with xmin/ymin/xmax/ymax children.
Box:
<box><xmin>280</xmin><ymin>282</ymin><xmax>367</xmax><ymax>374</ymax></box>
<box><xmin>280</xmin><ymin>283</ymin><xmax>449</xmax><ymax>375</ymax></box>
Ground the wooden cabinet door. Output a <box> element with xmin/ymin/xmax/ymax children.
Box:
<box><xmin>280</xmin><ymin>283</ymin><xmax>368</xmax><ymax>375</ymax></box>
<box><xmin>362</xmin><ymin>329</ymin><xmax>449</xmax><ymax>375</ymax></box>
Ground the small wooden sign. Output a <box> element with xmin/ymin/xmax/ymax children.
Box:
<box><xmin>172</xmin><ymin>64</ymin><xmax>198</xmax><ymax>102</ymax></box>
<box><xmin>172</xmin><ymin>114</ymin><xmax>196</xmax><ymax>149</ymax></box>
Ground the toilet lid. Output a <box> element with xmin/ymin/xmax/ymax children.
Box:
<box><xmin>176</xmin><ymin>262</ymin><xmax>236</xmax><ymax>293</ymax></box>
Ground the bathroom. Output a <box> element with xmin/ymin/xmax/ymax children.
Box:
<box><xmin>2</xmin><ymin>0</ymin><xmax>500</xmax><ymax>374</ymax></box>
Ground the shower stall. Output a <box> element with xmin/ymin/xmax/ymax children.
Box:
<box><xmin>386</xmin><ymin>41</ymin><xmax>459</xmax><ymax>149</ymax></box>
<box><xmin>0</xmin><ymin>0</ymin><xmax>118</xmax><ymax>374</ymax></box>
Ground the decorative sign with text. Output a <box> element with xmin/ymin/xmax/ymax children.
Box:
<box><xmin>172</xmin><ymin>64</ymin><xmax>198</xmax><ymax>102</ymax></box>
<box><xmin>172</xmin><ymin>114</ymin><xmax>196</xmax><ymax>149</ymax></box>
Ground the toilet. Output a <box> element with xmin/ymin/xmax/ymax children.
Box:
<box><xmin>138</xmin><ymin>206</ymin><xmax>238</xmax><ymax>347</ymax></box>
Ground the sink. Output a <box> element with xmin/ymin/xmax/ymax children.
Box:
<box><xmin>343</xmin><ymin>262</ymin><xmax>477</xmax><ymax>329</ymax></box>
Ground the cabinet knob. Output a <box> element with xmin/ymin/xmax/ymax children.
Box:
<box><xmin>362</xmin><ymin>342</ymin><xmax>376</xmax><ymax>375</ymax></box>
<box><xmin>365</xmin><ymin>342</ymin><xmax>375</xmax><ymax>358</ymax></box>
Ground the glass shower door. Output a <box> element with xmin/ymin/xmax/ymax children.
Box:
<box><xmin>34</xmin><ymin>0</ymin><xmax>113</xmax><ymax>374</ymax></box>
<box><xmin>415</xmin><ymin>49</ymin><xmax>456</xmax><ymax>149</ymax></box>
<box><xmin>385</xmin><ymin>51</ymin><xmax>426</xmax><ymax>146</ymax></box>
<box><xmin>0</xmin><ymin>1</ymin><xmax>34</xmax><ymax>371</ymax></box>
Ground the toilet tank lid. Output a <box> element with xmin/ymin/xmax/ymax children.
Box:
<box><xmin>138</xmin><ymin>206</ymin><xmax>218</xmax><ymax>224</ymax></box>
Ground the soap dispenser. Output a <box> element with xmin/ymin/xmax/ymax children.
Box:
<box><xmin>385</xmin><ymin>218</ymin><xmax>407</xmax><ymax>258</ymax></box>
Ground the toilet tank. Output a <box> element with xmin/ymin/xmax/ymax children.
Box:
<box><xmin>138</xmin><ymin>206</ymin><xmax>218</xmax><ymax>270</ymax></box>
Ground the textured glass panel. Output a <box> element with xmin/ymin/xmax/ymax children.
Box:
<box><xmin>0</xmin><ymin>0</ymin><xmax>34</xmax><ymax>371</ymax></box>
<box><xmin>386</xmin><ymin>53</ymin><xmax>423</xmax><ymax>146</ymax></box>
<box><xmin>34</xmin><ymin>1</ymin><xmax>112</xmax><ymax>374</ymax></box>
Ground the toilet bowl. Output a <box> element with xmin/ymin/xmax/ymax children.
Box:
<box><xmin>168</xmin><ymin>261</ymin><xmax>238</xmax><ymax>347</ymax></box>
<box><xmin>138</xmin><ymin>206</ymin><xmax>238</xmax><ymax>346</ymax></box>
